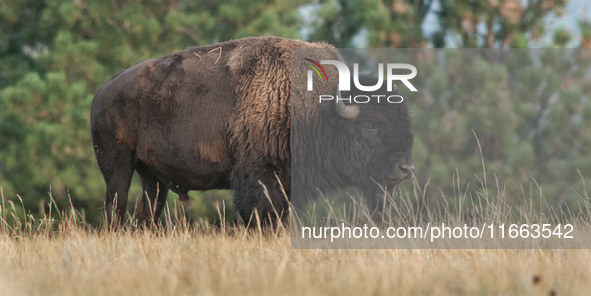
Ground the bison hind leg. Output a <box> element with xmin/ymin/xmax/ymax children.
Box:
<box><xmin>96</xmin><ymin>151</ymin><xmax>135</xmax><ymax>228</ymax></box>
<box><xmin>136</xmin><ymin>164</ymin><xmax>169</xmax><ymax>226</ymax></box>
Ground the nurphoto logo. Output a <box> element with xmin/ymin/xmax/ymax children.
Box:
<box><xmin>304</xmin><ymin>59</ymin><xmax>417</xmax><ymax>104</ymax></box>
<box><xmin>305</xmin><ymin>59</ymin><xmax>418</xmax><ymax>92</ymax></box>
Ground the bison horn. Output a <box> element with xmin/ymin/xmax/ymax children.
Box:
<box><xmin>335</xmin><ymin>88</ymin><xmax>359</xmax><ymax>120</ymax></box>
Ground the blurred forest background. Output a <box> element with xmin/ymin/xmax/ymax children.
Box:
<box><xmin>1</xmin><ymin>0</ymin><xmax>591</xmax><ymax>224</ymax></box>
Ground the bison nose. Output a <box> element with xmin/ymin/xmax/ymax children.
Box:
<box><xmin>399</xmin><ymin>163</ymin><xmax>414</xmax><ymax>177</ymax></box>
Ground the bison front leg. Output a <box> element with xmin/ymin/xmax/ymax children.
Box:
<box><xmin>231</xmin><ymin>165</ymin><xmax>290</xmax><ymax>228</ymax></box>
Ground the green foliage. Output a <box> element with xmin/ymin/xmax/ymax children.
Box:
<box><xmin>553</xmin><ymin>27</ymin><xmax>571</xmax><ymax>47</ymax></box>
<box><xmin>307</xmin><ymin>0</ymin><xmax>568</xmax><ymax>48</ymax></box>
<box><xmin>395</xmin><ymin>49</ymin><xmax>591</xmax><ymax>213</ymax></box>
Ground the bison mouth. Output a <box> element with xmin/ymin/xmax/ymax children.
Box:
<box><xmin>360</xmin><ymin>160</ymin><xmax>414</xmax><ymax>210</ymax></box>
<box><xmin>382</xmin><ymin>160</ymin><xmax>414</xmax><ymax>186</ymax></box>
<box><xmin>384</xmin><ymin>178</ymin><xmax>406</xmax><ymax>186</ymax></box>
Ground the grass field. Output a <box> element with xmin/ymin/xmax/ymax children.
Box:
<box><xmin>1</xmin><ymin>163</ymin><xmax>590</xmax><ymax>295</ymax></box>
<box><xmin>0</xmin><ymin>218</ymin><xmax>590</xmax><ymax>296</ymax></box>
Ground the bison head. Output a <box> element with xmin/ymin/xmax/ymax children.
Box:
<box><xmin>313</xmin><ymin>74</ymin><xmax>414</xmax><ymax>209</ymax></box>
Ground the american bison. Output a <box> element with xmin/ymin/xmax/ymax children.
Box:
<box><xmin>91</xmin><ymin>36</ymin><xmax>413</xmax><ymax>226</ymax></box>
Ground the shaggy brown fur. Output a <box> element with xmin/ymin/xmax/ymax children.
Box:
<box><xmin>91</xmin><ymin>37</ymin><xmax>341</xmax><ymax>225</ymax></box>
<box><xmin>91</xmin><ymin>36</ymin><xmax>413</xmax><ymax>227</ymax></box>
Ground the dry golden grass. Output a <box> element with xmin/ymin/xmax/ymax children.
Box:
<box><xmin>0</xmin><ymin>224</ymin><xmax>590</xmax><ymax>296</ymax></box>
<box><xmin>1</xmin><ymin>160</ymin><xmax>589</xmax><ymax>296</ymax></box>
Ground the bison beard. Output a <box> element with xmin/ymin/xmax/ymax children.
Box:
<box><xmin>90</xmin><ymin>37</ymin><xmax>413</xmax><ymax>227</ymax></box>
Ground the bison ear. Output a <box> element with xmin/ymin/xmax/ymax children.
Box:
<box><xmin>335</xmin><ymin>88</ymin><xmax>359</xmax><ymax>120</ymax></box>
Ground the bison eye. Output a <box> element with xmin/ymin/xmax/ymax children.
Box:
<box><xmin>366</xmin><ymin>123</ymin><xmax>377</xmax><ymax>131</ymax></box>
<box><xmin>362</xmin><ymin>123</ymin><xmax>378</xmax><ymax>138</ymax></box>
